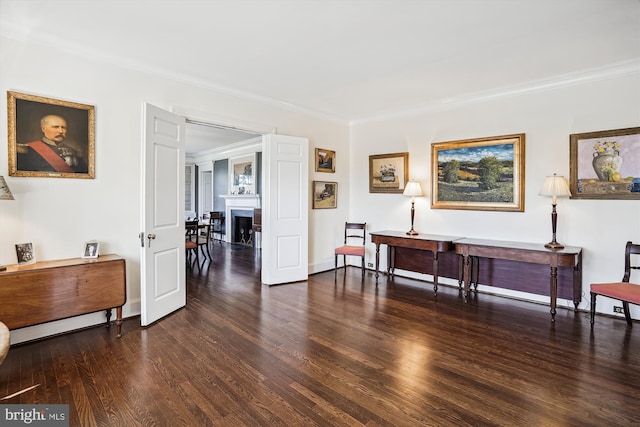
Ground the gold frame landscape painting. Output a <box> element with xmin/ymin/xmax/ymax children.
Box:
<box><xmin>431</xmin><ymin>134</ymin><xmax>525</xmax><ymax>212</ymax></box>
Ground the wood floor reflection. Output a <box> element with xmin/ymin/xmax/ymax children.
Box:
<box><xmin>1</xmin><ymin>242</ymin><xmax>639</xmax><ymax>426</ymax></box>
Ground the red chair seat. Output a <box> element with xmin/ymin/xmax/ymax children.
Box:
<box><xmin>590</xmin><ymin>241</ymin><xmax>640</xmax><ymax>328</ymax></box>
<box><xmin>591</xmin><ymin>282</ymin><xmax>640</xmax><ymax>304</ymax></box>
<box><xmin>334</xmin><ymin>222</ymin><xmax>366</xmax><ymax>280</ymax></box>
<box><xmin>335</xmin><ymin>245</ymin><xmax>365</xmax><ymax>257</ymax></box>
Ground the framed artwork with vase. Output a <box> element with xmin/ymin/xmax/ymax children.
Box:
<box><xmin>569</xmin><ymin>127</ymin><xmax>640</xmax><ymax>199</ymax></box>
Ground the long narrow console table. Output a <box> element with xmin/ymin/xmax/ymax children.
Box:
<box><xmin>455</xmin><ymin>238</ymin><xmax>582</xmax><ymax>321</ymax></box>
<box><xmin>369</xmin><ymin>231</ymin><xmax>582</xmax><ymax>321</ymax></box>
<box><xmin>0</xmin><ymin>254</ymin><xmax>127</xmax><ymax>337</ymax></box>
<box><xmin>369</xmin><ymin>230</ymin><xmax>462</xmax><ymax>294</ymax></box>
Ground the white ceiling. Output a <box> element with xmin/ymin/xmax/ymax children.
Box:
<box><xmin>1</xmin><ymin>0</ymin><xmax>638</xmax><ymax>126</ymax></box>
<box><xmin>184</xmin><ymin>123</ymin><xmax>260</xmax><ymax>155</ymax></box>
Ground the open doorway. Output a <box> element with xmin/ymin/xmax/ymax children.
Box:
<box><xmin>185</xmin><ymin>120</ymin><xmax>261</xmax><ymax>264</ymax></box>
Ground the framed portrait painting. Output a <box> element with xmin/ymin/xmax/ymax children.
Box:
<box><xmin>431</xmin><ymin>134</ymin><xmax>525</xmax><ymax>212</ymax></box>
<box><xmin>315</xmin><ymin>148</ymin><xmax>336</xmax><ymax>173</ymax></box>
<box><xmin>369</xmin><ymin>152</ymin><xmax>409</xmax><ymax>194</ymax></box>
<box><xmin>569</xmin><ymin>127</ymin><xmax>640</xmax><ymax>199</ymax></box>
<box><xmin>312</xmin><ymin>181</ymin><xmax>337</xmax><ymax>209</ymax></box>
<box><xmin>7</xmin><ymin>91</ymin><xmax>95</xmax><ymax>179</ymax></box>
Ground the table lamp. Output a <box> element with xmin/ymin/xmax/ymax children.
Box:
<box><xmin>403</xmin><ymin>180</ymin><xmax>423</xmax><ymax>236</ymax></box>
<box><xmin>0</xmin><ymin>176</ymin><xmax>15</xmax><ymax>271</ymax></box>
<box><xmin>538</xmin><ymin>173</ymin><xmax>571</xmax><ymax>249</ymax></box>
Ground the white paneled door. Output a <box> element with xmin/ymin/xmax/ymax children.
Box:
<box><xmin>140</xmin><ymin>103</ymin><xmax>186</xmax><ymax>326</ymax></box>
<box><xmin>261</xmin><ymin>134</ymin><xmax>309</xmax><ymax>285</ymax></box>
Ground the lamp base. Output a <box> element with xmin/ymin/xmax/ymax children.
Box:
<box><xmin>544</xmin><ymin>241</ymin><xmax>564</xmax><ymax>250</ymax></box>
<box><xmin>406</xmin><ymin>229</ymin><xmax>419</xmax><ymax>236</ymax></box>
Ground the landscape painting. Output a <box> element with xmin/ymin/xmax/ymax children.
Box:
<box><xmin>431</xmin><ymin>134</ymin><xmax>525</xmax><ymax>211</ymax></box>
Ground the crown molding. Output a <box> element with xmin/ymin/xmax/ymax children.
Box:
<box><xmin>3</xmin><ymin>22</ymin><xmax>637</xmax><ymax>127</ymax></box>
<box><xmin>351</xmin><ymin>58</ymin><xmax>640</xmax><ymax>125</ymax></box>
<box><xmin>0</xmin><ymin>22</ymin><xmax>349</xmax><ymax>125</ymax></box>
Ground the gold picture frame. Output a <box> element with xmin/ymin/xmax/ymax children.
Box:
<box><xmin>229</xmin><ymin>154</ymin><xmax>255</xmax><ymax>195</ymax></box>
<box><xmin>312</xmin><ymin>181</ymin><xmax>337</xmax><ymax>209</ymax></box>
<box><xmin>369</xmin><ymin>152</ymin><xmax>409</xmax><ymax>194</ymax></box>
<box><xmin>431</xmin><ymin>134</ymin><xmax>525</xmax><ymax>211</ymax></box>
<box><xmin>8</xmin><ymin>91</ymin><xmax>95</xmax><ymax>179</ymax></box>
<box><xmin>569</xmin><ymin>127</ymin><xmax>640</xmax><ymax>200</ymax></box>
<box><xmin>315</xmin><ymin>148</ymin><xmax>336</xmax><ymax>173</ymax></box>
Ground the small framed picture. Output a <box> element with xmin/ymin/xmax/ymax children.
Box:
<box><xmin>369</xmin><ymin>152</ymin><xmax>409</xmax><ymax>193</ymax></box>
<box><xmin>82</xmin><ymin>241</ymin><xmax>100</xmax><ymax>258</ymax></box>
<box><xmin>312</xmin><ymin>181</ymin><xmax>338</xmax><ymax>209</ymax></box>
<box><xmin>315</xmin><ymin>148</ymin><xmax>336</xmax><ymax>173</ymax></box>
<box><xmin>15</xmin><ymin>242</ymin><xmax>35</xmax><ymax>265</ymax></box>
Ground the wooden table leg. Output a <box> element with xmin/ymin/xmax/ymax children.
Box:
<box><xmin>432</xmin><ymin>251</ymin><xmax>439</xmax><ymax>296</ymax></box>
<box><xmin>573</xmin><ymin>252</ymin><xmax>582</xmax><ymax>311</ymax></box>
<box><xmin>374</xmin><ymin>243</ymin><xmax>380</xmax><ymax>285</ymax></box>
<box><xmin>550</xmin><ymin>265</ymin><xmax>558</xmax><ymax>322</ymax></box>
<box><xmin>116</xmin><ymin>306</ymin><xmax>123</xmax><ymax>338</ymax></box>
<box><xmin>463</xmin><ymin>255</ymin><xmax>471</xmax><ymax>303</ymax></box>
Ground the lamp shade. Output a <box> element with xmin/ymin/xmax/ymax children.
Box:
<box><xmin>0</xmin><ymin>176</ymin><xmax>14</xmax><ymax>201</ymax></box>
<box><xmin>539</xmin><ymin>173</ymin><xmax>570</xmax><ymax>203</ymax></box>
<box><xmin>403</xmin><ymin>180</ymin><xmax>423</xmax><ymax>198</ymax></box>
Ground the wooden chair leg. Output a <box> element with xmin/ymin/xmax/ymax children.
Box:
<box><xmin>590</xmin><ymin>292</ymin><xmax>597</xmax><ymax>327</ymax></box>
<box><xmin>334</xmin><ymin>254</ymin><xmax>338</xmax><ymax>279</ymax></box>
<box><xmin>361</xmin><ymin>257</ymin><xmax>365</xmax><ymax>278</ymax></box>
<box><xmin>623</xmin><ymin>301</ymin><xmax>633</xmax><ymax>327</ymax></box>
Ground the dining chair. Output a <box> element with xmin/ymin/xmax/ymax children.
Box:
<box><xmin>185</xmin><ymin>220</ymin><xmax>200</xmax><ymax>270</ymax></box>
<box><xmin>590</xmin><ymin>241</ymin><xmax>640</xmax><ymax>328</ymax></box>
<box><xmin>334</xmin><ymin>222</ymin><xmax>366</xmax><ymax>280</ymax></box>
<box><xmin>209</xmin><ymin>211</ymin><xmax>225</xmax><ymax>244</ymax></box>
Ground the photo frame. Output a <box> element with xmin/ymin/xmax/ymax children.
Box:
<box><xmin>431</xmin><ymin>134</ymin><xmax>525</xmax><ymax>212</ymax></box>
<box><xmin>569</xmin><ymin>127</ymin><xmax>640</xmax><ymax>200</ymax></box>
<box><xmin>15</xmin><ymin>242</ymin><xmax>35</xmax><ymax>265</ymax></box>
<box><xmin>315</xmin><ymin>148</ymin><xmax>336</xmax><ymax>173</ymax></box>
<box><xmin>229</xmin><ymin>154</ymin><xmax>255</xmax><ymax>195</ymax></box>
<box><xmin>7</xmin><ymin>91</ymin><xmax>95</xmax><ymax>179</ymax></box>
<box><xmin>312</xmin><ymin>181</ymin><xmax>337</xmax><ymax>209</ymax></box>
<box><xmin>82</xmin><ymin>241</ymin><xmax>100</xmax><ymax>259</ymax></box>
<box><xmin>369</xmin><ymin>152</ymin><xmax>409</xmax><ymax>194</ymax></box>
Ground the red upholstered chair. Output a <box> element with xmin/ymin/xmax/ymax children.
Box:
<box><xmin>590</xmin><ymin>241</ymin><xmax>640</xmax><ymax>328</ymax></box>
<box><xmin>335</xmin><ymin>222</ymin><xmax>366</xmax><ymax>279</ymax></box>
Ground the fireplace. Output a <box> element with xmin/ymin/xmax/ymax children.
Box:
<box><xmin>232</xmin><ymin>211</ymin><xmax>253</xmax><ymax>245</ymax></box>
<box><xmin>221</xmin><ymin>194</ymin><xmax>261</xmax><ymax>244</ymax></box>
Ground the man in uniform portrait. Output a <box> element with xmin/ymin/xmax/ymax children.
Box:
<box><xmin>17</xmin><ymin>114</ymin><xmax>88</xmax><ymax>174</ymax></box>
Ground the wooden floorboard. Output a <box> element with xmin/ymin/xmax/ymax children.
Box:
<box><xmin>1</xmin><ymin>242</ymin><xmax>639</xmax><ymax>426</ymax></box>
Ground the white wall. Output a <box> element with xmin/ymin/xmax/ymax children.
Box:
<box><xmin>0</xmin><ymin>35</ymin><xmax>350</xmax><ymax>343</ymax></box>
<box><xmin>1</xmin><ymin>34</ymin><xmax>638</xmax><ymax>343</ymax></box>
<box><xmin>350</xmin><ymin>72</ymin><xmax>640</xmax><ymax>317</ymax></box>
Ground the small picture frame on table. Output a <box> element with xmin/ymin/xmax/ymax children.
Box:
<box><xmin>82</xmin><ymin>241</ymin><xmax>100</xmax><ymax>259</ymax></box>
<box><xmin>15</xmin><ymin>242</ymin><xmax>35</xmax><ymax>265</ymax></box>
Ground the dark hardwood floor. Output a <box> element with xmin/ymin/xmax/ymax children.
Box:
<box><xmin>1</xmin><ymin>243</ymin><xmax>639</xmax><ymax>426</ymax></box>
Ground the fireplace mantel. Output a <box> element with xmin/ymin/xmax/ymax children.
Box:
<box><xmin>221</xmin><ymin>195</ymin><xmax>261</xmax><ymax>243</ymax></box>
<box><xmin>221</xmin><ymin>194</ymin><xmax>261</xmax><ymax>200</ymax></box>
